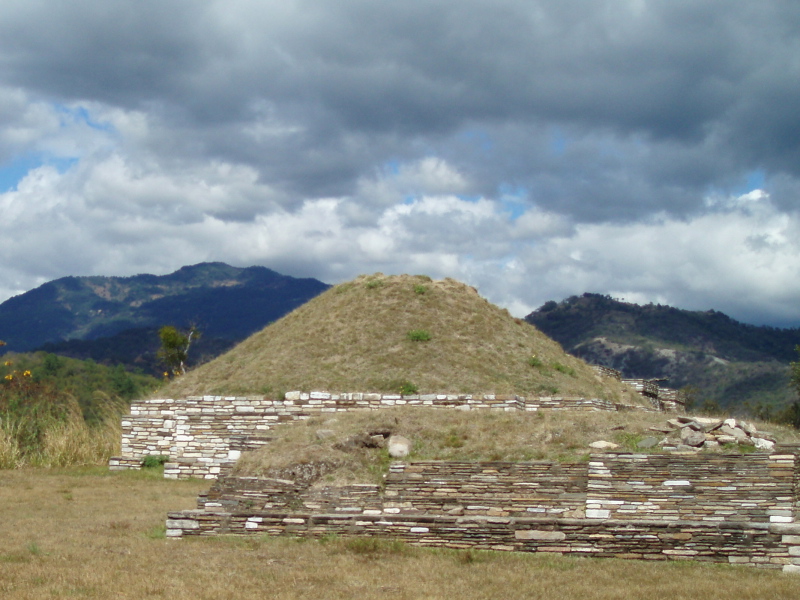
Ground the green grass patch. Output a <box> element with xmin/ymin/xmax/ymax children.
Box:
<box><xmin>145</xmin><ymin>525</ymin><xmax>166</xmax><ymax>539</ymax></box>
<box><xmin>553</xmin><ymin>363</ymin><xmax>576</xmax><ymax>377</ymax></box>
<box><xmin>398</xmin><ymin>381</ymin><xmax>419</xmax><ymax>395</ymax></box>
<box><xmin>407</xmin><ymin>329</ymin><xmax>432</xmax><ymax>342</ymax></box>
<box><xmin>527</xmin><ymin>355</ymin><xmax>544</xmax><ymax>369</ymax></box>
<box><xmin>142</xmin><ymin>454</ymin><xmax>169</xmax><ymax>468</ymax></box>
<box><xmin>364</xmin><ymin>278</ymin><xmax>385</xmax><ymax>290</ymax></box>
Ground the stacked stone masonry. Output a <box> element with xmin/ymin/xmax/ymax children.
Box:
<box><xmin>586</xmin><ymin>453</ymin><xmax>796</xmax><ymax>523</ymax></box>
<box><xmin>383</xmin><ymin>461</ymin><xmax>588</xmax><ymax>518</ymax></box>
<box><xmin>167</xmin><ymin>451</ymin><xmax>800</xmax><ymax>572</ymax></box>
<box><xmin>167</xmin><ymin>512</ymin><xmax>800</xmax><ymax>571</ymax></box>
<box><xmin>109</xmin><ymin>391</ymin><xmax>658</xmax><ymax>479</ymax></box>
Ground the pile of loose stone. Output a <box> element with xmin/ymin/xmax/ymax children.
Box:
<box><xmin>590</xmin><ymin>416</ymin><xmax>777</xmax><ymax>453</ymax></box>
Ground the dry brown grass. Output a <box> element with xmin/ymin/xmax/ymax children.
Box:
<box><xmin>233</xmin><ymin>406</ymin><xmax>800</xmax><ymax>483</ymax></box>
<box><xmin>162</xmin><ymin>274</ymin><xmax>638</xmax><ymax>403</ymax></box>
<box><xmin>0</xmin><ymin>467</ymin><xmax>797</xmax><ymax>599</ymax></box>
<box><xmin>0</xmin><ymin>404</ymin><xmax>122</xmax><ymax>469</ymax></box>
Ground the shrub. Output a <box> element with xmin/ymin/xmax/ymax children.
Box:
<box><xmin>553</xmin><ymin>363</ymin><xmax>576</xmax><ymax>377</ymax></box>
<box><xmin>398</xmin><ymin>381</ymin><xmax>419</xmax><ymax>395</ymax></box>
<box><xmin>407</xmin><ymin>330</ymin><xmax>432</xmax><ymax>342</ymax></box>
<box><xmin>142</xmin><ymin>454</ymin><xmax>169</xmax><ymax>468</ymax></box>
<box><xmin>413</xmin><ymin>284</ymin><xmax>428</xmax><ymax>295</ymax></box>
<box><xmin>527</xmin><ymin>355</ymin><xmax>544</xmax><ymax>369</ymax></box>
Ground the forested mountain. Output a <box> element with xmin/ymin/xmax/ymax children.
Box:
<box><xmin>526</xmin><ymin>293</ymin><xmax>800</xmax><ymax>415</ymax></box>
<box><xmin>0</xmin><ymin>263</ymin><xmax>329</xmax><ymax>374</ymax></box>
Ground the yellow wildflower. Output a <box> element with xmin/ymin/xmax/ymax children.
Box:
<box><xmin>3</xmin><ymin>360</ymin><xmax>11</xmax><ymax>366</ymax></box>
<box><xmin>23</xmin><ymin>370</ymin><xmax>31</xmax><ymax>377</ymax></box>
<box><xmin>4</xmin><ymin>374</ymin><xmax>12</xmax><ymax>380</ymax></box>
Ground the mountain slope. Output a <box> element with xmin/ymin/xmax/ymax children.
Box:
<box><xmin>36</xmin><ymin>327</ymin><xmax>236</xmax><ymax>375</ymax></box>
<box><xmin>526</xmin><ymin>293</ymin><xmax>800</xmax><ymax>412</ymax></box>
<box><xmin>162</xmin><ymin>274</ymin><xmax>639</xmax><ymax>403</ymax></box>
<box><xmin>0</xmin><ymin>263</ymin><xmax>330</xmax><ymax>354</ymax></box>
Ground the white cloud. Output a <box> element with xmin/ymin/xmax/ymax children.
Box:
<box><xmin>1</xmin><ymin>144</ymin><xmax>799</xmax><ymax>328</ymax></box>
<box><xmin>499</xmin><ymin>193</ymin><xmax>800</xmax><ymax>322</ymax></box>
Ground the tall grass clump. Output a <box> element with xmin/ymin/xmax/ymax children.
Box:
<box><xmin>0</xmin><ymin>364</ymin><xmax>122</xmax><ymax>468</ymax></box>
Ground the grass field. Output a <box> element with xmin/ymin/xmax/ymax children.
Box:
<box><xmin>1</xmin><ymin>466</ymin><xmax>799</xmax><ymax>599</ymax></box>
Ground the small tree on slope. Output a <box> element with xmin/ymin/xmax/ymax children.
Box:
<box><xmin>789</xmin><ymin>345</ymin><xmax>800</xmax><ymax>429</ymax></box>
<box><xmin>158</xmin><ymin>326</ymin><xmax>200</xmax><ymax>377</ymax></box>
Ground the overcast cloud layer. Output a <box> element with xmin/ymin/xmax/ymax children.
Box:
<box><xmin>2</xmin><ymin>1</ymin><xmax>800</xmax><ymax>326</ymax></box>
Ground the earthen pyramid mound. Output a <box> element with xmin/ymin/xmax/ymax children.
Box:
<box><xmin>160</xmin><ymin>274</ymin><xmax>636</xmax><ymax>402</ymax></box>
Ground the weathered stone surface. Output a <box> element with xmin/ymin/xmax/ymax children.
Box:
<box><xmin>740</xmin><ymin>421</ymin><xmax>758</xmax><ymax>435</ymax></box>
<box><xmin>388</xmin><ymin>435</ymin><xmax>412</xmax><ymax>458</ymax></box>
<box><xmin>682</xmin><ymin>420</ymin><xmax>705</xmax><ymax>432</ymax></box>
<box><xmin>680</xmin><ymin>427</ymin><xmax>706</xmax><ymax>447</ymax></box>
<box><xmin>637</xmin><ymin>436</ymin><xmax>660</xmax><ymax>449</ymax></box>
<box><xmin>716</xmin><ymin>435</ymin><xmax>737</xmax><ymax>444</ymax></box>
<box><xmin>589</xmin><ymin>441</ymin><xmax>619</xmax><ymax>450</ymax></box>
<box><xmin>783</xmin><ymin>565</ymin><xmax>800</xmax><ymax>574</ymax></box>
<box><xmin>335</xmin><ymin>432</ymin><xmax>384</xmax><ymax>450</ymax></box>
<box><xmin>753</xmin><ymin>437</ymin><xmax>775</xmax><ymax>451</ymax></box>
<box><xmin>515</xmin><ymin>530</ymin><xmax>566</xmax><ymax>541</ymax></box>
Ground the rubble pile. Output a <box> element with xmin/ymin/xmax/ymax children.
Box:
<box><xmin>590</xmin><ymin>416</ymin><xmax>778</xmax><ymax>453</ymax></box>
<box><xmin>652</xmin><ymin>416</ymin><xmax>775</xmax><ymax>452</ymax></box>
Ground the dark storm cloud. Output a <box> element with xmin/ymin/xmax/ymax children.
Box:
<box><xmin>3</xmin><ymin>0</ymin><xmax>799</xmax><ymax>213</ymax></box>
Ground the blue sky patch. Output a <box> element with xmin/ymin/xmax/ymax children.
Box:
<box><xmin>55</xmin><ymin>103</ymin><xmax>115</xmax><ymax>132</ymax></box>
<box><xmin>549</xmin><ymin>128</ymin><xmax>567</xmax><ymax>156</ymax></box>
<box><xmin>462</xmin><ymin>129</ymin><xmax>493</xmax><ymax>153</ymax></box>
<box><xmin>0</xmin><ymin>154</ymin><xmax>78</xmax><ymax>192</ymax></box>
<box><xmin>498</xmin><ymin>184</ymin><xmax>529</xmax><ymax>221</ymax></box>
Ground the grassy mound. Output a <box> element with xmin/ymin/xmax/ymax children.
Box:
<box><xmin>161</xmin><ymin>274</ymin><xmax>637</xmax><ymax>401</ymax></box>
<box><xmin>233</xmin><ymin>406</ymin><xmax>800</xmax><ymax>484</ymax></box>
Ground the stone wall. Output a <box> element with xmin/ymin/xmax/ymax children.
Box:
<box><xmin>187</xmin><ymin>453</ymin><xmax>800</xmax><ymax>524</ymax></box>
<box><xmin>166</xmin><ymin>511</ymin><xmax>800</xmax><ymax>572</ymax></box>
<box><xmin>586</xmin><ymin>453</ymin><xmax>796</xmax><ymax>523</ymax></box>
<box><xmin>591</xmin><ymin>366</ymin><xmax>686</xmax><ymax>411</ymax></box>
<box><xmin>110</xmin><ymin>392</ymin><xmax>652</xmax><ymax>479</ymax></box>
<box><xmin>166</xmin><ymin>451</ymin><xmax>800</xmax><ymax>572</ymax></box>
<box><xmin>383</xmin><ymin>461</ymin><xmax>587</xmax><ymax>518</ymax></box>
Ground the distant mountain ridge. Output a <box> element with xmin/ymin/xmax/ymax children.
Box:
<box><xmin>0</xmin><ymin>263</ymin><xmax>330</xmax><ymax>364</ymax></box>
<box><xmin>526</xmin><ymin>293</ymin><xmax>800</xmax><ymax>413</ymax></box>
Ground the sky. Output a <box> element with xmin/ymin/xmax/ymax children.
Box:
<box><xmin>1</xmin><ymin>1</ymin><xmax>800</xmax><ymax>327</ymax></box>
